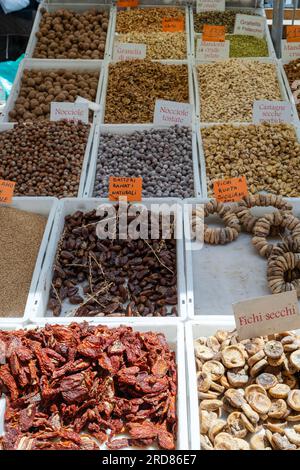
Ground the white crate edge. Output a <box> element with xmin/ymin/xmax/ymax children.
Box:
<box><xmin>0</xmin><ymin>196</ymin><xmax>58</xmax><ymax>324</ymax></box>
<box><xmin>25</xmin><ymin>3</ymin><xmax>114</xmax><ymax>61</ymax></box>
<box><xmin>0</xmin><ymin>319</ymin><xmax>188</xmax><ymax>451</ymax></box>
<box><xmin>32</xmin><ymin>197</ymin><xmax>187</xmax><ymax>321</ymax></box>
<box><xmin>84</xmin><ymin>123</ymin><xmax>202</xmax><ymax>199</ymax></box>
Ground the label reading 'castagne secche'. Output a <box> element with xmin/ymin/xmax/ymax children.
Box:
<box><xmin>233</xmin><ymin>291</ymin><xmax>300</xmax><ymax>340</ymax></box>
<box><xmin>50</xmin><ymin>102</ymin><xmax>89</xmax><ymax>124</ymax></box>
<box><xmin>154</xmin><ymin>99</ymin><xmax>192</xmax><ymax>126</ymax></box>
<box><xmin>253</xmin><ymin>100</ymin><xmax>292</xmax><ymax>124</ymax></box>
<box><xmin>114</xmin><ymin>43</ymin><xmax>146</xmax><ymax>61</ymax></box>
<box><xmin>234</xmin><ymin>14</ymin><xmax>265</xmax><ymax>38</ymax></box>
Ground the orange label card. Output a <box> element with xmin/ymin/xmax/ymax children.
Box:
<box><xmin>286</xmin><ymin>26</ymin><xmax>300</xmax><ymax>43</ymax></box>
<box><xmin>117</xmin><ymin>0</ymin><xmax>139</xmax><ymax>8</ymax></box>
<box><xmin>109</xmin><ymin>177</ymin><xmax>142</xmax><ymax>202</ymax></box>
<box><xmin>213</xmin><ymin>176</ymin><xmax>248</xmax><ymax>203</ymax></box>
<box><xmin>202</xmin><ymin>25</ymin><xmax>225</xmax><ymax>42</ymax></box>
<box><xmin>0</xmin><ymin>179</ymin><xmax>15</xmax><ymax>204</ymax></box>
<box><xmin>162</xmin><ymin>17</ymin><xmax>184</xmax><ymax>32</ymax></box>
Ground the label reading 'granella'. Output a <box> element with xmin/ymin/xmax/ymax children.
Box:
<box><xmin>153</xmin><ymin>99</ymin><xmax>192</xmax><ymax>126</ymax></box>
<box><xmin>113</xmin><ymin>42</ymin><xmax>147</xmax><ymax>61</ymax></box>
<box><xmin>50</xmin><ymin>102</ymin><xmax>89</xmax><ymax>124</ymax></box>
<box><xmin>233</xmin><ymin>291</ymin><xmax>300</xmax><ymax>340</ymax></box>
<box><xmin>234</xmin><ymin>14</ymin><xmax>266</xmax><ymax>38</ymax></box>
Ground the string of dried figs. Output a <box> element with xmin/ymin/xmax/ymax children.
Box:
<box><xmin>0</xmin><ymin>323</ymin><xmax>177</xmax><ymax>450</ymax></box>
<box><xmin>8</xmin><ymin>69</ymin><xmax>99</xmax><ymax>122</ymax></box>
<box><xmin>195</xmin><ymin>329</ymin><xmax>300</xmax><ymax>450</ymax></box>
<box><xmin>267</xmin><ymin>252</ymin><xmax>300</xmax><ymax>295</ymax></box>
<box><xmin>0</xmin><ymin>120</ymin><xmax>90</xmax><ymax>197</ymax></box>
<box><xmin>48</xmin><ymin>205</ymin><xmax>177</xmax><ymax>317</ymax></box>
<box><xmin>33</xmin><ymin>8</ymin><xmax>109</xmax><ymax>59</ymax></box>
<box><xmin>192</xmin><ymin>199</ymin><xmax>241</xmax><ymax>245</ymax></box>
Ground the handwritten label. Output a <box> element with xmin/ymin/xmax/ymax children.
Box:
<box><xmin>117</xmin><ymin>0</ymin><xmax>138</xmax><ymax>8</ymax></box>
<box><xmin>196</xmin><ymin>0</ymin><xmax>225</xmax><ymax>13</ymax></box>
<box><xmin>109</xmin><ymin>177</ymin><xmax>142</xmax><ymax>202</ymax></box>
<box><xmin>253</xmin><ymin>100</ymin><xmax>292</xmax><ymax>124</ymax></box>
<box><xmin>113</xmin><ymin>42</ymin><xmax>146</xmax><ymax>61</ymax></box>
<box><xmin>287</xmin><ymin>25</ymin><xmax>300</xmax><ymax>43</ymax></box>
<box><xmin>50</xmin><ymin>102</ymin><xmax>89</xmax><ymax>124</ymax></box>
<box><xmin>0</xmin><ymin>180</ymin><xmax>15</xmax><ymax>203</ymax></box>
<box><xmin>233</xmin><ymin>291</ymin><xmax>300</xmax><ymax>340</ymax></box>
<box><xmin>202</xmin><ymin>25</ymin><xmax>225</xmax><ymax>42</ymax></box>
<box><xmin>196</xmin><ymin>38</ymin><xmax>229</xmax><ymax>60</ymax></box>
<box><xmin>282</xmin><ymin>39</ymin><xmax>300</xmax><ymax>60</ymax></box>
<box><xmin>213</xmin><ymin>176</ymin><xmax>248</xmax><ymax>203</ymax></box>
<box><xmin>162</xmin><ymin>17</ymin><xmax>184</xmax><ymax>32</ymax></box>
<box><xmin>234</xmin><ymin>14</ymin><xmax>265</xmax><ymax>38</ymax></box>
<box><xmin>153</xmin><ymin>99</ymin><xmax>192</xmax><ymax>126</ymax></box>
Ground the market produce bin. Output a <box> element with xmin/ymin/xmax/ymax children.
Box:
<box><xmin>279</xmin><ymin>58</ymin><xmax>300</xmax><ymax>125</ymax></box>
<box><xmin>32</xmin><ymin>198</ymin><xmax>187</xmax><ymax>320</ymax></box>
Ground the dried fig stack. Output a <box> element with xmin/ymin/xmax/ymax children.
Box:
<box><xmin>195</xmin><ymin>329</ymin><xmax>300</xmax><ymax>450</ymax></box>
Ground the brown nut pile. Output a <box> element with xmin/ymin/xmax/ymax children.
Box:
<box><xmin>0</xmin><ymin>120</ymin><xmax>90</xmax><ymax>197</ymax></box>
<box><xmin>116</xmin><ymin>7</ymin><xmax>185</xmax><ymax>33</ymax></box>
<box><xmin>197</xmin><ymin>60</ymin><xmax>281</xmax><ymax>123</ymax></box>
<box><xmin>33</xmin><ymin>8</ymin><xmax>109</xmax><ymax>59</ymax></box>
<box><xmin>283</xmin><ymin>59</ymin><xmax>300</xmax><ymax>118</ymax></box>
<box><xmin>8</xmin><ymin>69</ymin><xmax>99</xmax><ymax>122</ymax></box>
<box><xmin>116</xmin><ymin>32</ymin><xmax>187</xmax><ymax>60</ymax></box>
<box><xmin>201</xmin><ymin>123</ymin><xmax>300</xmax><ymax>197</ymax></box>
<box><xmin>104</xmin><ymin>61</ymin><xmax>189</xmax><ymax>124</ymax></box>
<box><xmin>195</xmin><ymin>329</ymin><xmax>300</xmax><ymax>450</ymax></box>
<box><xmin>48</xmin><ymin>205</ymin><xmax>177</xmax><ymax>317</ymax></box>
<box><xmin>193</xmin><ymin>9</ymin><xmax>260</xmax><ymax>34</ymax></box>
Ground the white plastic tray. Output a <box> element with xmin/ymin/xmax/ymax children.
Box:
<box><xmin>32</xmin><ymin>198</ymin><xmax>187</xmax><ymax>321</ymax></box>
<box><xmin>184</xmin><ymin>197</ymin><xmax>300</xmax><ymax>319</ymax></box>
<box><xmin>84</xmin><ymin>123</ymin><xmax>202</xmax><ymax>199</ymax></box>
<box><xmin>1</xmin><ymin>58</ymin><xmax>105</xmax><ymax>124</ymax></box>
<box><xmin>0</xmin><ymin>319</ymin><xmax>188</xmax><ymax>450</ymax></box>
<box><xmin>197</xmin><ymin>121</ymin><xmax>300</xmax><ymax>198</ymax></box>
<box><xmin>279</xmin><ymin>58</ymin><xmax>300</xmax><ymax>125</ymax></box>
<box><xmin>193</xmin><ymin>57</ymin><xmax>295</xmax><ymax>122</ymax></box>
<box><xmin>97</xmin><ymin>59</ymin><xmax>195</xmax><ymax>124</ymax></box>
<box><xmin>25</xmin><ymin>3</ymin><xmax>114</xmax><ymax>60</ymax></box>
<box><xmin>111</xmin><ymin>4</ymin><xmax>191</xmax><ymax>61</ymax></box>
<box><xmin>189</xmin><ymin>6</ymin><xmax>275</xmax><ymax>60</ymax></box>
<box><xmin>0</xmin><ymin>116</ymin><xmax>97</xmax><ymax>199</ymax></box>
<box><xmin>0</xmin><ymin>196</ymin><xmax>58</xmax><ymax>323</ymax></box>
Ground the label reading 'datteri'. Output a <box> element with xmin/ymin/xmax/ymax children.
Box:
<box><xmin>234</xmin><ymin>14</ymin><xmax>265</xmax><ymax>38</ymax></box>
<box><xmin>109</xmin><ymin>177</ymin><xmax>142</xmax><ymax>202</ymax></box>
<box><xmin>213</xmin><ymin>176</ymin><xmax>248</xmax><ymax>203</ymax></box>
<box><xmin>253</xmin><ymin>100</ymin><xmax>292</xmax><ymax>124</ymax></box>
<box><xmin>113</xmin><ymin>42</ymin><xmax>146</xmax><ymax>61</ymax></box>
<box><xmin>50</xmin><ymin>102</ymin><xmax>89</xmax><ymax>124</ymax></box>
<box><xmin>196</xmin><ymin>38</ymin><xmax>229</xmax><ymax>60</ymax></box>
<box><xmin>282</xmin><ymin>39</ymin><xmax>300</xmax><ymax>60</ymax></box>
<box><xmin>153</xmin><ymin>99</ymin><xmax>192</xmax><ymax>126</ymax></box>
<box><xmin>196</xmin><ymin>0</ymin><xmax>225</xmax><ymax>13</ymax></box>
<box><xmin>0</xmin><ymin>179</ymin><xmax>15</xmax><ymax>204</ymax></box>
<box><xmin>233</xmin><ymin>291</ymin><xmax>300</xmax><ymax>340</ymax></box>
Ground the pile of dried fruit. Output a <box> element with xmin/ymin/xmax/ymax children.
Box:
<box><xmin>195</xmin><ymin>328</ymin><xmax>300</xmax><ymax>450</ymax></box>
<box><xmin>115</xmin><ymin>32</ymin><xmax>186</xmax><ymax>60</ymax></box>
<box><xmin>193</xmin><ymin>10</ymin><xmax>261</xmax><ymax>34</ymax></box>
<box><xmin>48</xmin><ymin>205</ymin><xmax>177</xmax><ymax>317</ymax></box>
<box><xmin>283</xmin><ymin>58</ymin><xmax>300</xmax><ymax>118</ymax></box>
<box><xmin>104</xmin><ymin>61</ymin><xmax>189</xmax><ymax>124</ymax></box>
<box><xmin>33</xmin><ymin>8</ymin><xmax>109</xmax><ymax>59</ymax></box>
<box><xmin>116</xmin><ymin>7</ymin><xmax>185</xmax><ymax>33</ymax></box>
<box><xmin>0</xmin><ymin>323</ymin><xmax>177</xmax><ymax>450</ymax></box>
<box><xmin>0</xmin><ymin>120</ymin><xmax>90</xmax><ymax>197</ymax></box>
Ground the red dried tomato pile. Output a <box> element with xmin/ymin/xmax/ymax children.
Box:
<box><xmin>0</xmin><ymin>322</ymin><xmax>177</xmax><ymax>450</ymax></box>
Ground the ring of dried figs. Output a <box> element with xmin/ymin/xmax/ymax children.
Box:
<box><xmin>203</xmin><ymin>199</ymin><xmax>241</xmax><ymax>245</ymax></box>
<box><xmin>267</xmin><ymin>252</ymin><xmax>300</xmax><ymax>296</ymax></box>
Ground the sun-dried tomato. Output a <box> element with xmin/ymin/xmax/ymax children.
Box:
<box><xmin>0</xmin><ymin>323</ymin><xmax>177</xmax><ymax>450</ymax></box>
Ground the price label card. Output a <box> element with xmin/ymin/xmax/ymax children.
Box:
<box><xmin>282</xmin><ymin>39</ymin><xmax>300</xmax><ymax>60</ymax></box>
<box><xmin>0</xmin><ymin>179</ymin><xmax>15</xmax><ymax>204</ymax></box>
<box><xmin>234</xmin><ymin>14</ymin><xmax>266</xmax><ymax>38</ymax></box>
<box><xmin>196</xmin><ymin>0</ymin><xmax>225</xmax><ymax>13</ymax></box>
<box><xmin>213</xmin><ymin>176</ymin><xmax>248</xmax><ymax>203</ymax></box>
<box><xmin>202</xmin><ymin>25</ymin><xmax>225</xmax><ymax>42</ymax></box>
<box><xmin>196</xmin><ymin>38</ymin><xmax>229</xmax><ymax>60</ymax></box>
<box><xmin>287</xmin><ymin>25</ymin><xmax>300</xmax><ymax>43</ymax></box>
<box><xmin>113</xmin><ymin>42</ymin><xmax>146</xmax><ymax>61</ymax></box>
<box><xmin>117</xmin><ymin>0</ymin><xmax>139</xmax><ymax>8</ymax></box>
<box><xmin>153</xmin><ymin>99</ymin><xmax>192</xmax><ymax>126</ymax></box>
<box><xmin>253</xmin><ymin>100</ymin><xmax>292</xmax><ymax>124</ymax></box>
<box><xmin>162</xmin><ymin>17</ymin><xmax>184</xmax><ymax>32</ymax></box>
<box><xmin>50</xmin><ymin>102</ymin><xmax>89</xmax><ymax>124</ymax></box>
<box><xmin>109</xmin><ymin>177</ymin><xmax>142</xmax><ymax>202</ymax></box>
<box><xmin>233</xmin><ymin>291</ymin><xmax>300</xmax><ymax>340</ymax></box>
